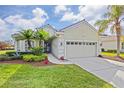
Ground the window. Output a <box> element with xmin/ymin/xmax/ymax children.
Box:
<box><xmin>92</xmin><ymin>43</ymin><xmax>95</xmax><ymax>45</ymax></box>
<box><xmin>89</xmin><ymin>43</ymin><xmax>92</xmax><ymax>45</ymax></box>
<box><xmin>66</xmin><ymin>42</ymin><xmax>70</xmax><ymax>45</ymax></box>
<box><xmin>17</xmin><ymin>40</ymin><xmax>20</xmax><ymax>51</ymax></box>
<box><xmin>75</xmin><ymin>42</ymin><xmax>78</xmax><ymax>45</ymax></box>
<box><xmin>31</xmin><ymin>41</ymin><xmax>34</xmax><ymax>47</ymax></box>
<box><xmin>79</xmin><ymin>42</ymin><xmax>82</xmax><ymax>45</ymax></box>
<box><xmin>83</xmin><ymin>42</ymin><xmax>85</xmax><ymax>45</ymax></box>
<box><xmin>71</xmin><ymin>42</ymin><xmax>74</xmax><ymax>45</ymax></box>
<box><xmin>122</xmin><ymin>42</ymin><xmax>124</xmax><ymax>49</ymax></box>
<box><xmin>25</xmin><ymin>41</ymin><xmax>28</xmax><ymax>51</ymax></box>
<box><xmin>86</xmin><ymin>42</ymin><xmax>89</xmax><ymax>45</ymax></box>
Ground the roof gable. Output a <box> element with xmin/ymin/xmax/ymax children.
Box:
<box><xmin>43</xmin><ymin>24</ymin><xmax>58</xmax><ymax>32</ymax></box>
<box><xmin>60</xmin><ymin>19</ymin><xmax>97</xmax><ymax>33</ymax></box>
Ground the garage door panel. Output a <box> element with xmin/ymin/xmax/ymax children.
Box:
<box><xmin>66</xmin><ymin>41</ymin><xmax>96</xmax><ymax>58</ymax></box>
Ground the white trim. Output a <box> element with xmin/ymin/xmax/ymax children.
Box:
<box><xmin>64</xmin><ymin>39</ymin><xmax>98</xmax><ymax>42</ymax></box>
<box><xmin>60</xmin><ymin>20</ymin><xmax>97</xmax><ymax>34</ymax></box>
<box><xmin>64</xmin><ymin>40</ymin><xmax>98</xmax><ymax>59</ymax></box>
<box><xmin>64</xmin><ymin>40</ymin><xmax>67</xmax><ymax>59</ymax></box>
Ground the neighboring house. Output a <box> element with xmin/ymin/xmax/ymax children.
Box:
<box><xmin>100</xmin><ymin>35</ymin><xmax>124</xmax><ymax>52</ymax></box>
<box><xmin>12</xmin><ymin>19</ymin><xmax>100</xmax><ymax>59</ymax></box>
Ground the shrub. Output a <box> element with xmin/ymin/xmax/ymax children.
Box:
<box><xmin>0</xmin><ymin>55</ymin><xmax>21</xmax><ymax>61</ymax></box>
<box><xmin>22</xmin><ymin>54</ymin><xmax>33</xmax><ymax>62</ymax></box>
<box><xmin>106</xmin><ymin>50</ymin><xmax>117</xmax><ymax>53</ymax></box>
<box><xmin>9</xmin><ymin>56</ymin><xmax>21</xmax><ymax>60</ymax></box>
<box><xmin>0</xmin><ymin>55</ymin><xmax>10</xmax><ymax>61</ymax></box>
<box><xmin>98</xmin><ymin>55</ymin><xmax>103</xmax><ymax>57</ymax></box>
<box><xmin>22</xmin><ymin>54</ymin><xmax>47</xmax><ymax>62</ymax></box>
<box><xmin>30</xmin><ymin>47</ymin><xmax>44</xmax><ymax>55</ymax></box>
<box><xmin>6</xmin><ymin>51</ymin><xmax>16</xmax><ymax>56</ymax></box>
<box><xmin>18</xmin><ymin>52</ymin><xmax>33</xmax><ymax>55</ymax></box>
<box><xmin>101</xmin><ymin>48</ymin><xmax>105</xmax><ymax>52</ymax></box>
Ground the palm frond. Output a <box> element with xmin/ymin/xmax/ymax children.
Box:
<box><xmin>109</xmin><ymin>5</ymin><xmax>124</xmax><ymax>19</ymax></box>
<box><xmin>94</xmin><ymin>19</ymin><xmax>111</xmax><ymax>33</ymax></box>
<box><xmin>19</xmin><ymin>29</ymin><xmax>34</xmax><ymax>39</ymax></box>
<box><xmin>35</xmin><ymin>28</ymin><xmax>50</xmax><ymax>41</ymax></box>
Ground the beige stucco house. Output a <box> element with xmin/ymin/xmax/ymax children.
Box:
<box><xmin>12</xmin><ymin>19</ymin><xmax>100</xmax><ymax>59</ymax></box>
<box><xmin>100</xmin><ymin>35</ymin><xmax>124</xmax><ymax>52</ymax></box>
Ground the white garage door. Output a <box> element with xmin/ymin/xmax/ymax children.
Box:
<box><xmin>65</xmin><ymin>41</ymin><xmax>97</xmax><ymax>58</ymax></box>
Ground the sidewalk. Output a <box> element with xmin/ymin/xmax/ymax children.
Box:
<box><xmin>48</xmin><ymin>54</ymin><xmax>72</xmax><ymax>64</ymax></box>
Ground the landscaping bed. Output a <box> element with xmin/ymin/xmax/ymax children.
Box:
<box><xmin>101</xmin><ymin>55</ymin><xmax>124</xmax><ymax>63</ymax></box>
<box><xmin>0</xmin><ymin>60</ymin><xmax>55</xmax><ymax>67</ymax></box>
<box><xmin>101</xmin><ymin>52</ymin><xmax>124</xmax><ymax>62</ymax></box>
<box><xmin>0</xmin><ymin>48</ymin><xmax>50</xmax><ymax>65</ymax></box>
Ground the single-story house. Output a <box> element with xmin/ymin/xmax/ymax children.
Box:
<box><xmin>12</xmin><ymin>19</ymin><xmax>100</xmax><ymax>59</ymax></box>
<box><xmin>100</xmin><ymin>35</ymin><xmax>124</xmax><ymax>52</ymax></box>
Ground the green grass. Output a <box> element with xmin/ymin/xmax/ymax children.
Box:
<box><xmin>101</xmin><ymin>52</ymin><xmax>124</xmax><ymax>58</ymax></box>
<box><xmin>0</xmin><ymin>64</ymin><xmax>112</xmax><ymax>88</ymax></box>
<box><xmin>0</xmin><ymin>50</ymin><xmax>15</xmax><ymax>55</ymax></box>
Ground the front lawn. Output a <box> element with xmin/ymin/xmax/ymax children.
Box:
<box><xmin>101</xmin><ymin>52</ymin><xmax>124</xmax><ymax>58</ymax></box>
<box><xmin>0</xmin><ymin>64</ymin><xmax>112</xmax><ymax>88</ymax></box>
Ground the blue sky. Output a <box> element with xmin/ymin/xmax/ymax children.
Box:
<box><xmin>0</xmin><ymin>5</ymin><xmax>107</xmax><ymax>41</ymax></box>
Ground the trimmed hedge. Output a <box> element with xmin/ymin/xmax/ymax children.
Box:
<box><xmin>107</xmin><ymin>50</ymin><xmax>117</xmax><ymax>53</ymax></box>
<box><xmin>6</xmin><ymin>51</ymin><xmax>34</xmax><ymax>56</ymax></box>
<box><xmin>22</xmin><ymin>54</ymin><xmax>47</xmax><ymax>62</ymax></box>
<box><xmin>0</xmin><ymin>55</ymin><xmax>21</xmax><ymax>61</ymax></box>
<box><xmin>18</xmin><ymin>52</ymin><xmax>33</xmax><ymax>55</ymax></box>
<box><xmin>6</xmin><ymin>51</ymin><xmax>16</xmax><ymax>56</ymax></box>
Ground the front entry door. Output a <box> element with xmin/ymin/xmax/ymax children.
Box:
<box><xmin>44</xmin><ymin>42</ymin><xmax>51</xmax><ymax>53</ymax></box>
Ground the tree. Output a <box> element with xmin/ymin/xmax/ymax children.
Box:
<box><xmin>95</xmin><ymin>5</ymin><xmax>124</xmax><ymax>57</ymax></box>
<box><xmin>35</xmin><ymin>28</ymin><xmax>50</xmax><ymax>46</ymax></box>
<box><xmin>0</xmin><ymin>41</ymin><xmax>8</xmax><ymax>50</ymax></box>
<box><xmin>19</xmin><ymin>29</ymin><xmax>34</xmax><ymax>49</ymax></box>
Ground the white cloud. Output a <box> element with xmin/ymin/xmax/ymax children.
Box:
<box><xmin>0</xmin><ymin>7</ymin><xmax>49</xmax><ymax>41</ymax></box>
<box><xmin>54</xmin><ymin>5</ymin><xmax>70</xmax><ymax>14</ymax></box>
<box><xmin>5</xmin><ymin>7</ymin><xmax>49</xmax><ymax>29</ymax></box>
<box><xmin>60</xmin><ymin>5</ymin><xmax>107</xmax><ymax>25</ymax></box>
<box><xmin>0</xmin><ymin>18</ymin><xmax>7</xmax><ymax>32</ymax></box>
<box><xmin>0</xmin><ymin>18</ymin><xmax>6</xmax><ymax>26</ymax></box>
<box><xmin>60</xmin><ymin>12</ymin><xmax>77</xmax><ymax>22</ymax></box>
<box><xmin>0</xmin><ymin>19</ymin><xmax>11</xmax><ymax>40</ymax></box>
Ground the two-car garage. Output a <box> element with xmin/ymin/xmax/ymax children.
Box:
<box><xmin>65</xmin><ymin>41</ymin><xmax>97</xmax><ymax>59</ymax></box>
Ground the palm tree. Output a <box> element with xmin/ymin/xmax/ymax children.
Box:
<box><xmin>95</xmin><ymin>5</ymin><xmax>124</xmax><ymax>57</ymax></box>
<box><xmin>19</xmin><ymin>29</ymin><xmax>34</xmax><ymax>49</ymax></box>
<box><xmin>35</xmin><ymin>28</ymin><xmax>49</xmax><ymax>46</ymax></box>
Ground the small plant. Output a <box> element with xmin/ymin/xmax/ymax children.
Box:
<box><xmin>22</xmin><ymin>54</ymin><xmax>47</xmax><ymax>62</ymax></box>
<box><xmin>43</xmin><ymin>59</ymin><xmax>49</xmax><ymax>64</ymax></box>
<box><xmin>60</xmin><ymin>56</ymin><xmax>64</xmax><ymax>60</ymax></box>
<box><xmin>30</xmin><ymin>46</ymin><xmax>44</xmax><ymax>55</ymax></box>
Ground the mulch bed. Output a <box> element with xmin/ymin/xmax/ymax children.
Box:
<box><xmin>0</xmin><ymin>60</ymin><xmax>56</xmax><ymax>67</ymax></box>
<box><xmin>101</xmin><ymin>55</ymin><xmax>124</xmax><ymax>63</ymax></box>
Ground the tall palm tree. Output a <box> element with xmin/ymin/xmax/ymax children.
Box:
<box><xmin>95</xmin><ymin>5</ymin><xmax>124</xmax><ymax>57</ymax></box>
<box><xmin>19</xmin><ymin>29</ymin><xmax>34</xmax><ymax>49</ymax></box>
<box><xmin>35</xmin><ymin>28</ymin><xmax>49</xmax><ymax>46</ymax></box>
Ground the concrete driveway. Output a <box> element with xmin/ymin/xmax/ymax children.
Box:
<box><xmin>48</xmin><ymin>54</ymin><xmax>124</xmax><ymax>88</ymax></box>
<box><xmin>68</xmin><ymin>57</ymin><xmax>124</xmax><ymax>88</ymax></box>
